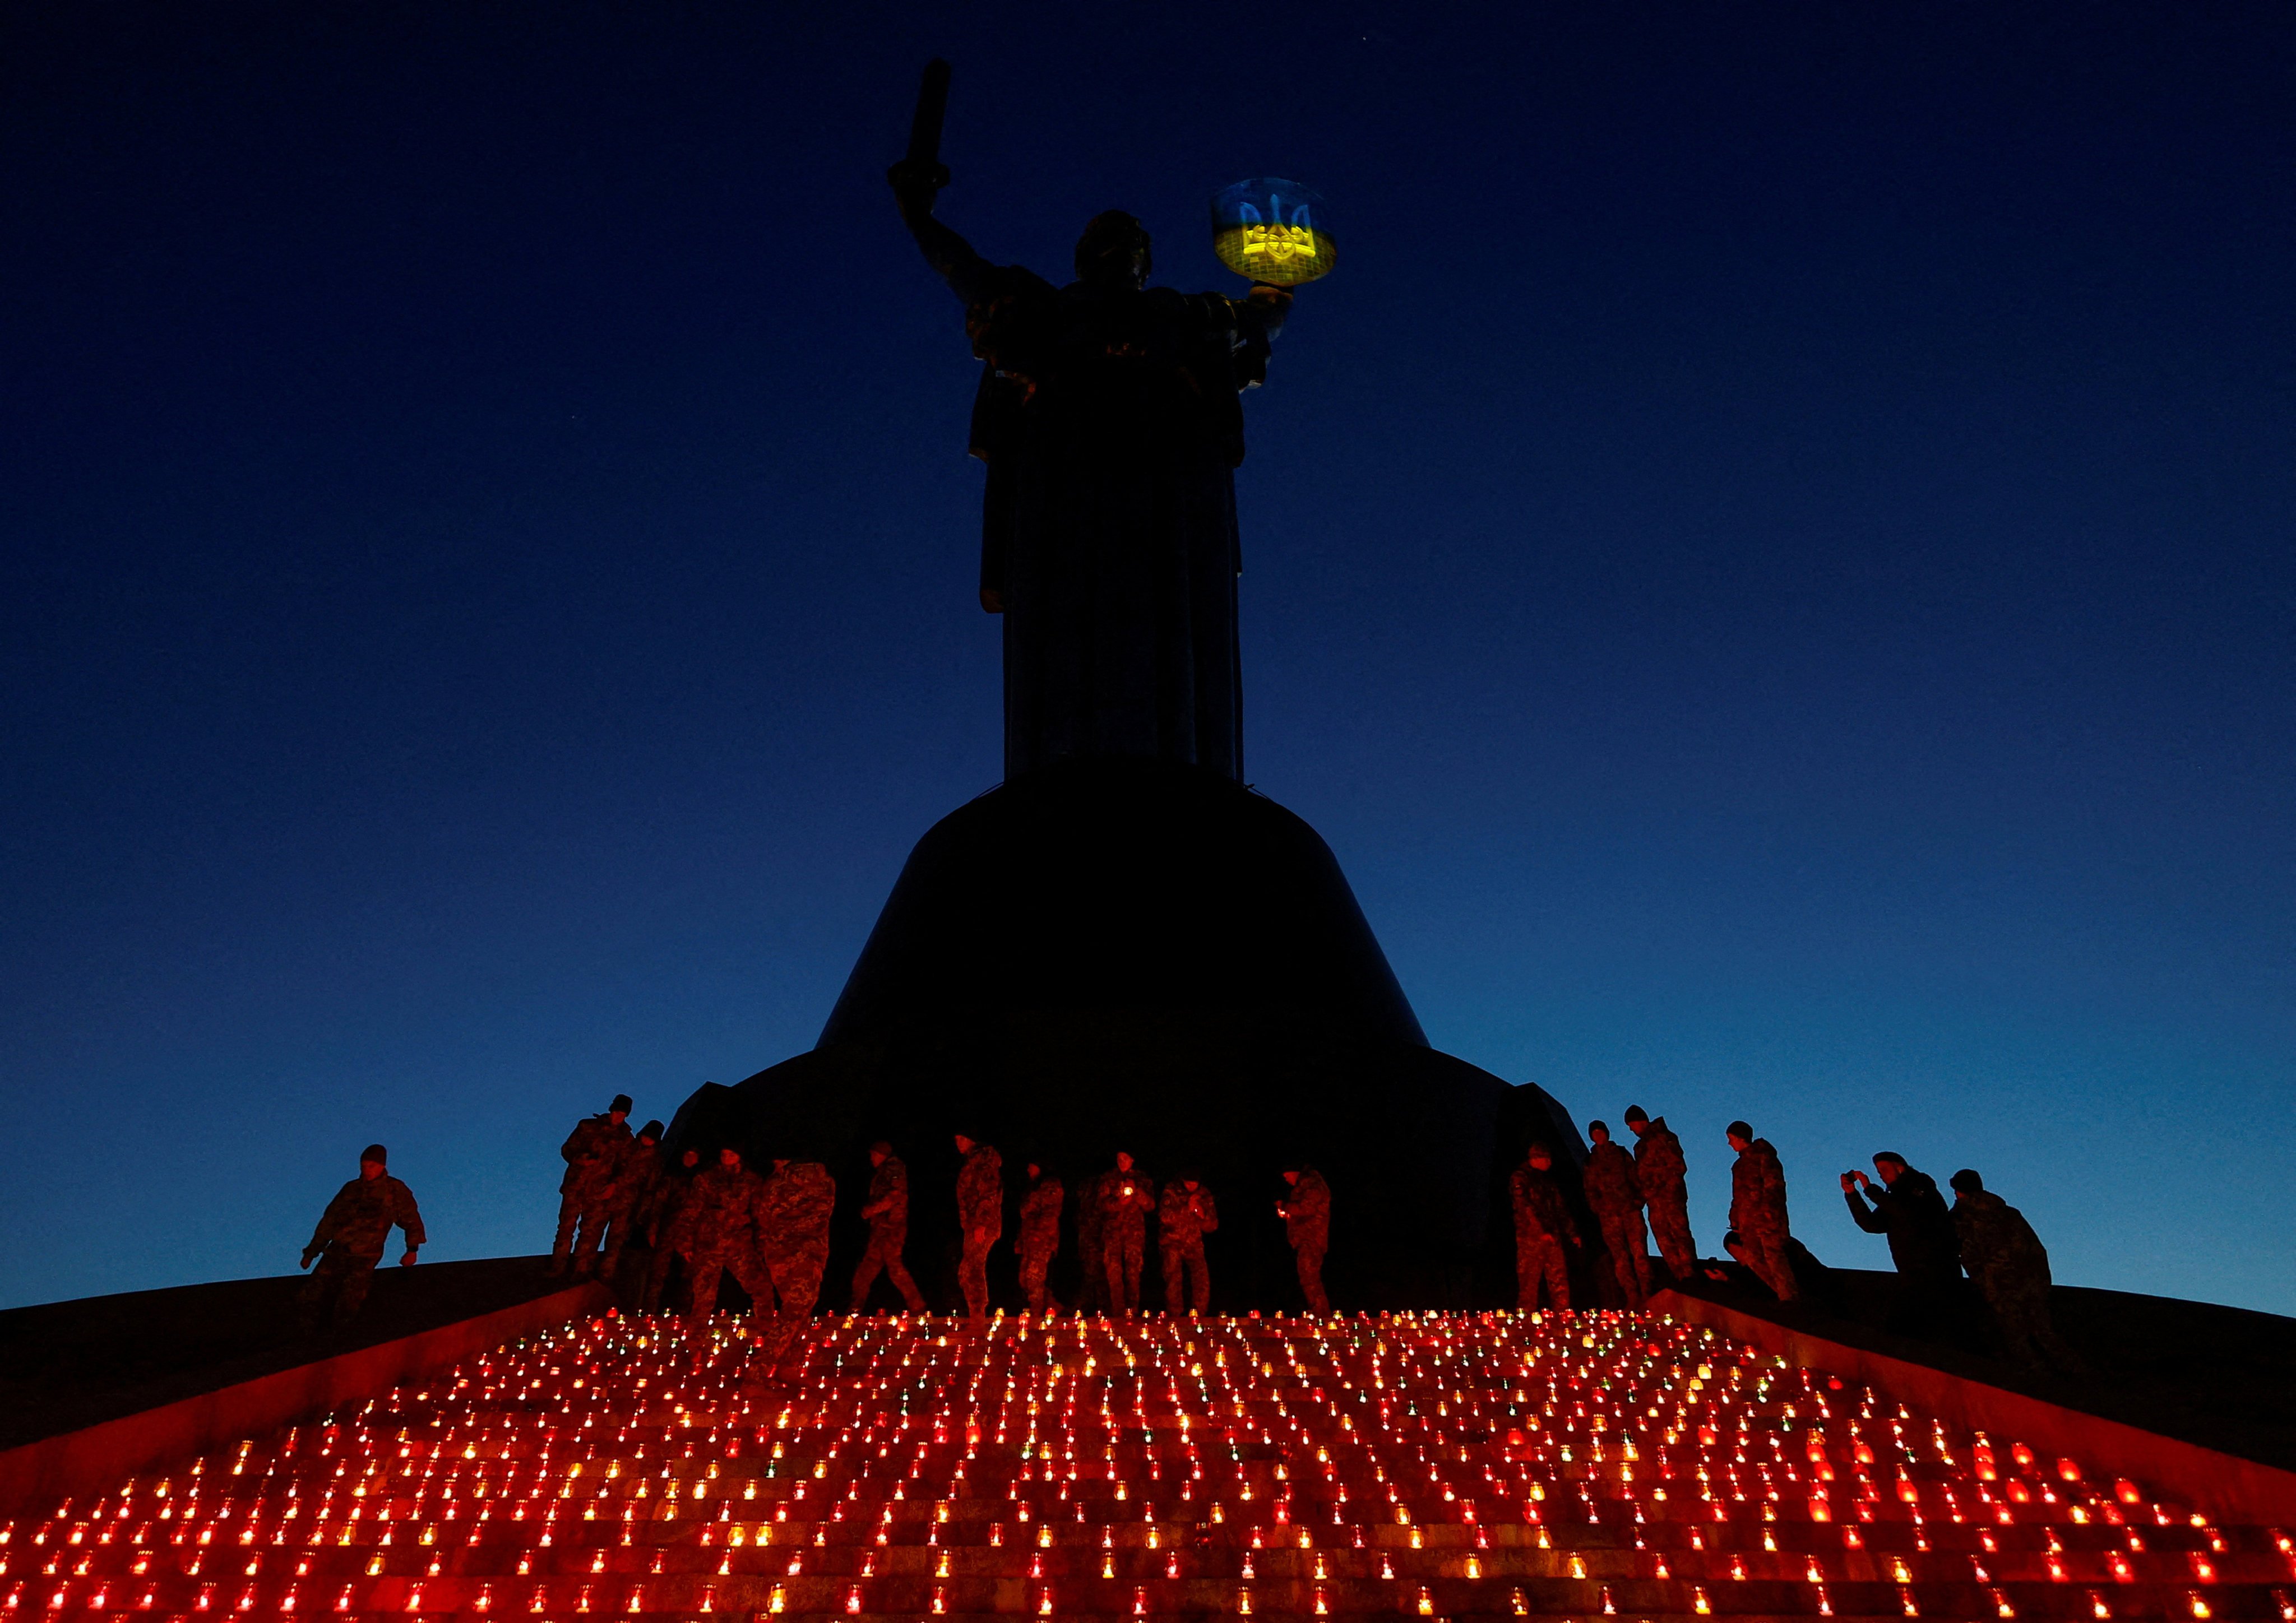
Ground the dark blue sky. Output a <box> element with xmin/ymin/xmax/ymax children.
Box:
<box><xmin>4</xmin><ymin>3</ymin><xmax>2290</xmax><ymax>1314</ymax></box>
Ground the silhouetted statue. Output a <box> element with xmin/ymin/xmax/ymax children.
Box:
<box><xmin>890</xmin><ymin>73</ymin><xmax>1291</xmax><ymax>782</ymax></box>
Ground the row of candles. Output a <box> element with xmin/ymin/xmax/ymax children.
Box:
<box><xmin>6</xmin><ymin>1307</ymin><xmax>2292</xmax><ymax>1620</ymax></box>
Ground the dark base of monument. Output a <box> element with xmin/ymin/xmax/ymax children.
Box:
<box><xmin>817</xmin><ymin>757</ymin><xmax>1432</xmax><ymax>1050</ymax></box>
<box><xmin>670</xmin><ymin>759</ymin><xmax>1580</xmax><ymax>1313</ymax></box>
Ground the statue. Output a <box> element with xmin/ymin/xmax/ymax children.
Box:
<box><xmin>888</xmin><ymin>63</ymin><xmax>1294</xmax><ymax>783</ymax></box>
<box><xmin>672</xmin><ymin>75</ymin><xmax>1573</xmax><ymax>1309</ymax></box>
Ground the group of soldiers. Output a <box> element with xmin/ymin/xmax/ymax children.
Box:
<box><xmin>546</xmin><ymin>1095</ymin><xmax>842</xmax><ymax>1354</ymax></box>
<box><xmin>1838</xmin><ymin>1153</ymin><xmax>2085</xmax><ymax>1372</ymax></box>
<box><xmin>1507</xmin><ymin>1109</ymin><xmax>1697</xmax><ymax>1316</ymax></box>
<box><xmin>1507</xmin><ymin>1108</ymin><xmax>2081</xmax><ymax>1372</ymax></box>
<box><xmin>541</xmin><ymin>1098</ymin><xmax>1337</xmax><ymax>1339</ymax></box>
<box><xmin>290</xmin><ymin>1092</ymin><xmax>2073</xmax><ymax>1380</ymax></box>
<box><xmin>986</xmin><ymin>1150</ymin><xmax>1334</xmax><ymax>1319</ymax></box>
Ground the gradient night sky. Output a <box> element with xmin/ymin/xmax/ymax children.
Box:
<box><xmin>4</xmin><ymin>4</ymin><xmax>2290</xmax><ymax>1316</ymax></box>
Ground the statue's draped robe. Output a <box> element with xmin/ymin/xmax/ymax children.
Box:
<box><xmin>957</xmin><ymin>268</ymin><xmax>1280</xmax><ymax>782</ymax></box>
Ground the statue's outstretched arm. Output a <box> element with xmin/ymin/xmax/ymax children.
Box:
<box><xmin>888</xmin><ymin>161</ymin><xmax>989</xmax><ymax>305</ymax></box>
<box><xmin>1231</xmin><ymin>284</ymin><xmax>1294</xmax><ymax>389</ymax></box>
<box><xmin>1242</xmin><ymin>283</ymin><xmax>1293</xmax><ymax>342</ymax></box>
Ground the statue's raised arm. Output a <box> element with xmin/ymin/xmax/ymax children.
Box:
<box><xmin>887</xmin><ymin>59</ymin><xmax>990</xmax><ymax>303</ymax></box>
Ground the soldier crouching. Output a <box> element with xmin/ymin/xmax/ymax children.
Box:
<box><xmin>299</xmin><ymin>1143</ymin><xmax>423</xmax><ymax>1336</ymax></box>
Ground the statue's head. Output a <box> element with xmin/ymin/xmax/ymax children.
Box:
<box><xmin>1075</xmin><ymin>210</ymin><xmax>1151</xmax><ymax>290</ymax></box>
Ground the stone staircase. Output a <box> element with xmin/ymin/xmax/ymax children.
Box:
<box><xmin>8</xmin><ymin>1307</ymin><xmax>2293</xmax><ymax>1619</ymax></box>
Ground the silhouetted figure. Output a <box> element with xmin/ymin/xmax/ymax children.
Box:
<box><xmin>1096</xmin><ymin>1151</ymin><xmax>1156</xmax><ymax>1312</ymax></box>
<box><xmin>1713</xmin><ymin>1229</ymin><xmax>1836</xmax><ymax>1307</ymax></box>
<box><xmin>1158</xmin><ymin>1175</ymin><xmax>1218</xmax><ymax>1314</ymax></box>
<box><xmin>1843</xmin><ymin>1152</ymin><xmax>1966</xmax><ymax>1339</ymax></box>
<box><xmin>953</xmin><ymin>1134</ymin><xmax>1003</xmax><ymax>1322</ymax></box>
<box><xmin>299</xmin><ymin>1144</ymin><xmax>423</xmax><ymax>1336</ymax></box>
<box><xmin>1624</xmin><ymin>1106</ymin><xmax>1697</xmax><ymax>1285</ymax></box>
<box><xmin>1277</xmin><ymin>1165</ymin><xmax>1332</xmax><ymax>1315</ymax></box>
<box><xmin>1951</xmin><ymin>1168</ymin><xmax>2087</xmax><ymax>1374</ymax></box>
<box><xmin>1584</xmin><ymin>1120</ymin><xmax>1652</xmax><ymax>1309</ymax></box>
<box><xmin>598</xmin><ymin>1120</ymin><xmax>663</xmax><ymax>1283</ymax></box>
<box><xmin>552</xmin><ymin>1094</ymin><xmax>632</xmax><ymax>1277</ymax></box>
<box><xmin>1509</xmin><ymin>1144</ymin><xmax>1580</xmax><ymax>1310</ymax></box>
<box><xmin>1726</xmin><ymin>1121</ymin><xmax>1798</xmax><ymax>1302</ymax></box>
<box><xmin>850</xmin><ymin>1141</ymin><xmax>928</xmax><ymax>1315</ymax></box>
<box><xmin>1017</xmin><ymin>1163</ymin><xmax>1063</xmax><ymax>1316</ymax></box>
<box><xmin>1073</xmin><ymin>1166</ymin><xmax>1109</xmax><ymax>1313</ymax></box>
<box><xmin>890</xmin><ymin>152</ymin><xmax>1292</xmax><ymax>782</ymax></box>
<box><xmin>638</xmin><ymin>1146</ymin><xmax>703</xmax><ymax>1313</ymax></box>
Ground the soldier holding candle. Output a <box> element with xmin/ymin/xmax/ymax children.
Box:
<box><xmin>1098</xmin><ymin>1151</ymin><xmax>1156</xmax><ymax>1313</ymax></box>
<box><xmin>1276</xmin><ymin>1165</ymin><xmax>1332</xmax><ymax>1315</ymax></box>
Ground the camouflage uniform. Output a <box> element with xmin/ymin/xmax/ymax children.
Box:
<box><xmin>638</xmin><ymin>1153</ymin><xmax>703</xmax><ymax>1313</ymax></box>
<box><xmin>1729</xmin><ymin>1137</ymin><xmax>1798</xmax><ymax>1302</ymax></box>
<box><xmin>1508</xmin><ymin>1159</ymin><xmax>1577</xmax><ymax>1311</ymax></box>
<box><xmin>759</xmin><ymin>1161</ymin><xmax>837</xmax><ymax>1354</ymax></box>
<box><xmin>955</xmin><ymin>1143</ymin><xmax>1003</xmax><ymax>1320</ymax></box>
<box><xmin>681</xmin><ymin>1161</ymin><xmax>774</xmax><ymax>1335</ymax></box>
<box><xmin>299</xmin><ymin>1173</ymin><xmax>425</xmax><ymax>1333</ymax></box>
<box><xmin>1954</xmin><ymin>1189</ymin><xmax>2082</xmax><ymax>1371</ymax></box>
<box><xmin>1157</xmin><ymin>1181</ymin><xmax>1219</xmax><ymax>1314</ymax></box>
<box><xmin>1277</xmin><ymin>1167</ymin><xmax>1332</xmax><ymax>1315</ymax></box>
<box><xmin>1097</xmin><ymin>1166</ymin><xmax>1156</xmax><ymax>1311</ymax></box>
<box><xmin>849</xmin><ymin>1154</ymin><xmax>928</xmax><ymax>1314</ymax></box>
<box><xmin>1073</xmin><ymin>1171</ymin><xmax>1108</xmax><ymax>1311</ymax></box>
<box><xmin>1017</xmin><ymin>1174</ymin><xmax>1063</xmax><ymax>1315</ymax></box>
<box><xmin>596</xmin><ymin>1136</ymin><xmax>661</xmax><ymax>1278</ymax></box>
<box><xmin>1631</xmin><ymin>1117</ymin><xmax>1697</xmax><ymax>1282</ymax></box>
<box><xmin>553</xmin><ymin>1112</ymin><xmax>632</xmax><ymax>1273</ymax></box>
<box><xmin>1582</xmin><ymin>1139</ymin><xmax>1652</xmax><ymax>1309</ymax></box>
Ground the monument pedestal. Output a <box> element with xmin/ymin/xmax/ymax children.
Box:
<box><xmin>670</xmin><ymin>759</ymin><xmax>1578</xmax><ymax>1310</ymax></box>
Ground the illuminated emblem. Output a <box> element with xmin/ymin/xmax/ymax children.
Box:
<box><xmin>1211</xmin><ymin>178</ymin><xmax>1334</xmax><ymax>286</ymax></box>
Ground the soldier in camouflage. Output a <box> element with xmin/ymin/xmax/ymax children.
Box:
<box><xmin>848</xmin><ymin>1140</ymin><xmax>928</xmax><ymax>1315</ymax></box>
<box><xmin>953</xmin><ymin>1134</ymin><xmax>1003</xmax><ymax>1322</ymax></box>
<box><xmin>1072</xmin><ymin>1167</ymin><xmax>1107</xmax><ymax>1312</ymax></box>
<box><xmin>552</xmin><ymin>1093</ymin><xmax>633</xmax><ymax>1276</ymax></box>
<box><xmin>1508</xmin><ymin>1143</ymin><xmax>1579</xmax><ymax>1311</ymax></box>
<box><xmin>681</xmin><ymin>1146</ymin><xmax>775</xmax><ymax>1337</ymax></box>
<box><xmin>299</xmin><ymin>1144</ymin><xmax>424</xmax><ymax>1335</ymax></box>
<box><xmin>1276</xmin><ymin>1165</ymin><xmax>1331</xmax><ymax>1315</ymax></box>
<box><xmin>1950</xmin><ymin>1168</ymin><xmax>2086</xmax><ymax>1372</ymax></box>
<box><xmin>1624</xmin><ymin>1106</ymin><xmax>1696</xmax><ymax>1285</ymax></box>
<box><xmin>638</xmin><ymin>1146</ymin><xmax>703</xmax><ymax>1313</ymax></box>
<box><xmin>597</xmin><ymin>1120</ymin><xmax>663</xmax><ymax>1283</ymax></box>
<box><xmin>1157</xmin><ymin>1175</ymin><xmax>1219</xmax><ymax>1314</ymax></box>
<box><xmin>1726</xmin><ymin>1120</ymin><xmax>1798</xmax><ymax>1302</ymax></box>
<box><xmin>1097</xmin><ymin>1152</ymin><xmax>1156</xmax><ymax>1313</ymax></box>
<box><xmin>759</xmin><ymin>1156</ymin><xmax>837</xmax><ymax>1355</ymax></box>
<box><xmin>1582</xmin><ymin>1120</ymin><xmax>1652</xmax><ymax>1309</ymax></box>
<box><xmin>1017</xmin><ymin>1162</ymin><xmax>1063</xmax><ymax>1316</ymax></box>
